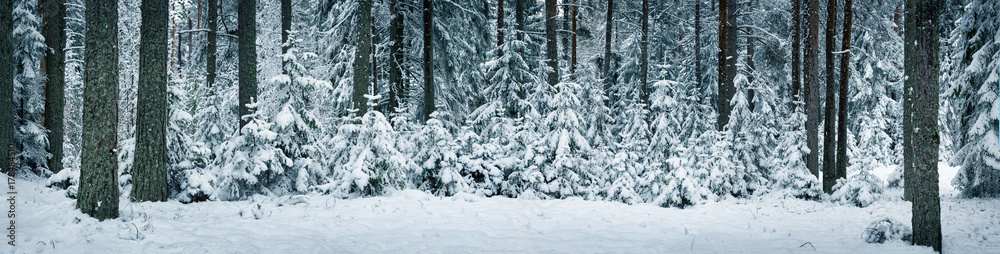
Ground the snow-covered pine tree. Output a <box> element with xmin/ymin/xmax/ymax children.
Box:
<box><xmin>727</xmin><ymin>77</ymin><xmax>777</xmax><ymax>195</ymax></box>
<box><xmin>12</xmin><ymin>0</ymin><xmax>50</xmax><ymax>175</ymax></box>
<box><xmin>771</xmin><ymin>104</ymin><xmax>822</xmax><ymax>199</ymax></box>
<box><xmin>518</xmin><ymin>82</ymin><xmax>595</xmax><ymax>199</ymax></box>
<box><xmin>413</xmin><ymin>112</ymin><xmax>471</xmax><ymax>196</ymax></box>
<box><xmin>213</xmin><ymin>100</ymin><xmax>290</xmax><ymax>200</ymax></box>
<box><xmin>946</xmin><ymin>0</ymin><xmax>999</xmax><ymax>197</ymax></box>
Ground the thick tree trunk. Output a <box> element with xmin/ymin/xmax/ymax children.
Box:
<box><xmin>836</xmin><ymin>0</ymin><xmax>853</xmax><ymax>191</ymax></box>
<box><xmin>132</xmin><ymin>0</ymin><xmax>169</xmax><ymax>202</ymax></box>
<box><xmin>388</xmin><ymin>0</ymin><xmax>404</xmax><ymax>114</ymax></box>
<box><xmin>602</xmin><ymin>0</ymin><xmax>612</xmax><ymax>106</ymax></box>
<box><xmin>640</xmin><ymin>0</ymin><xmax>649</xmax><ymax>108</ymax></box>
<box><xmin>238</xmin><ymin>0</ymin><xmax>258</xmax><ymax>127</ymax></box>
<box><xmin>823</xmin><ymin>0</ymin><xmax>838</xmax><ymax>194</ymax></box>
<box><xmin>354</xmin><ymin>0</ymin><xmax>372</xmax><ymax>116</ymax></box>
<box><xmin>561</xmin><ymin>0</ymin><xmax>570</xmax><ymax>63</ymax></box>
<box><xmin>41</xmin><ymin>0</ymin><xmax>67</xmax><ymax>174</ymax></box>
<box><xmin>905</xmin><ymin>0</ymin><xmax>942</xmax><ymax>251</ymax></box>
<box><xmin>717</xmin><ymin>0</ymin><xmax>738</xmax><ymax>131</ymax></box>
<box><xmin>791</xmin><ymin>0</ymin><xmax>801</xmax><ymax>110</ymax></box>
<box><xmin>79</xmin><ymin>0</ymin><xmax>120</xmax><ymax>220</ymax></box>
<box><xmin>805</xmin><ymin>0</ymin><xmax>820</xmax><ymax>177</ymax></box>
<box><xmin>0</xmin><ymin>0</ymin><xmax>12</xmax><ymax>174</ymax></box>
<box><xmin>207</xmin><ymin>0</ymin><xmax>217</xmax><ymax>88</ymax></box>
<box><xmin>695</xmin><ymin>2</ymin><xmax>702</xmax><ymax>101</ymax></box>
<box><xmin>422</xmin><ymin>0</ymin><xmax>434</xmax><ymax>122</ymax></box>
<box><xmin>545</xmin><ymin>0</ymin><xmax>560</xmax><ymax>86</ymax></box>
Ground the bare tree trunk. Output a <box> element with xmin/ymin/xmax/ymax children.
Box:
<box><xmin>695</xmin><ymin>1</ymin><xmax>702</xmax><ymax>101</ymax></box>
<box><xmin>823</xmin><ymin>0</ymin><xmax>838</xmax><ymax>194</ymax></box>
<box><xmin>388</xmin><ymin>0</ymin><xmax>404</xmax><ymax>114</ymax></box>
<box><xmin>570</xmin><ymin>0</ymin><xmax>577</xmax><ymax>76</ymax></box>
<box><xmin>133</xmin><ymin>0</ymin><xmax>170</xmax><ymax>202</ymax></box>
<box><xmin>353</xmin><ymin>0</ymin><xmax>373</xmax><ymax>116</ymax></box>
<box><xmin>41</xmin><ymin>0</ymin><xmax>67</xmax><ymax>173</ymax></box>
<box><xmin>497</xmin><ymin>0</ymin><xmax>504</xmax><ymax>57</ymax></box>
<box><xmin>238</xmin><ymin>0</ymin><xmax>258</xmax><ymax>127</ymax></box>
<box><xmin>0</xmin><ymin>0</ymin><xmax>13</xmax><ymax>174</ymax></box>
<box><xmin>79</xmin><ymin>0</ymin><xmax>120</xmax><ymax>220</ymax></box>
<box><xmin>836</xmin><ymin>0</ymin><xmax>853</xmax><ymax>196</ymax></box>
<box><xmin>905</xmin><ymin>0</ymin><xmax>942</xmax><ymax>251</ymax></box>
<box><xmin>515</xmin><ymin>0</ymin><xmax>524</xmax><ymax>41</ymax></box>
<box><xmin>603</xmin><ymin>0</ymin><xmax>613</xmax><ymax>106</ymax></box>
<box><xmin>422</xmin><ymin>0</ymin><xmax>435</xmax><ymax>122</ymax></box>
<box><xmin>805</xmin><ymin>0</ymin><xmax>820</xmax><ymax>177</ymax></box>
<box><xmin>545</xmin><ymin>0</ymin><xmax>560</xmax><ymax>86</ymax></box>
<box><xmin>207</xmin><ymin>0</ymin><xmax>217</xmax><ymax>87</ymax></box>
<box><xmin>717</xmin><ymin>0</ymin><xmax>738</xmax><ymax>131</ymax></box>
<box><xmin>640</xmin><ymin>0</ymin><xmax>649</xmax><ymax>108</ymax></box>
<box><xmin>791</xmin><ymin>0</ymin><xmax>801</xmax><ymax>110</ymax></box>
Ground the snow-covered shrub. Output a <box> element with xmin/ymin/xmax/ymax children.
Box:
<box><xmin>413</xmin><ymin>112</ymin><xmax>470</xmax><ymax>196</ymax></box>
<box><xmin>768</xmin><ymin>106</ymin><xmax>822</xmax><ymax>199</ymax></box>
<box><xmin>321</xmin><ymin>101</ymin><xmax>418</xmax><ymax>197</ymax></box>
<box><xmin>213</xmin><ymin>101</ymin><xmax>291</xmax><ymax>200</ymax></box>
<box><xmin>453</xmin><ymin>127</ymin><xmax>505</xmax><ymax>197</ymax></box>
<box><xmin>831</xmin><ymin>170</ymin><xmax>884</xmax><ymax>207</ymax></box>
<box><xmin>527</xmin><ymin>83</ymin><xmax>596</xmax><ymax>199</ymax></box>
<box><xmin>862</xmin><ymin>217</ymin><xmax>912</xmax><ymax>244</ymax></box>
<box><xmin>657</xmin><ymin>131</ymin><xmax>743</xmax><ymax>208</ymax></box>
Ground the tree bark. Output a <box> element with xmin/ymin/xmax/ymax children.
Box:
<box><xmin>282</xmin><ymin>0</ymin><xmax>291</xmax><ymax>55</ymax></box>
<box><xmin>545</xmin><ymin>0</ymin><xmax>560</xmax><ymax>86</ymax></box>
<box><xmin>791</xmin><ymin>0</ymin><xmax>801</xmax><ymax>110</ymax></box>
<box><xmin>238</xmin><ymin>0</ymin><xmax>258</xmax><ymax>127</ymax></box>
<box><xmin>132</xmin><ymin>0</ymin><xmax>169</xmax><ymax>202</ymax></box>
<box><xmin>747</xmin><ymin>37</ymin><xmax>755</xmax><ymax>112</ymax></box>
<box><xmin>570</xmin><ymin>0</ymin><xmax>577</xmax><ymax>76</ymax></box>
<box><xmin>695</xmin><ymin>1</ymin><xmax>702</xmax><ymax>101</ymax></box>
<box><xmin>79</xmin><ymin>0</ymin><xmax>120</xmax><ymax>220</ymax></box>
<box><xmin>823</xmin><ymin>0</ymin><xmax>838</xmax><ymax>194</ymax></box>
<box><xmin>354</xmin><ymin>0</ymin><xmax>372</xmax><ymax>116</ymax></box>
<box><xmin>515</xmin><ymin>0</ymin><xmax>524</xmax><ymax>41</ymax></box>
<box><xmin>805</xmin><ymin>0</ymin><xmax>820</xmax><ymax>177</ymax></box>
<box><xmin>905</xmin><ymin>0</ymin><xmax>942</xmax><ymax>251</ymax></box>
<box><xmin>640</xmin><ymin>0</ymin><xmax>649</xmax><ymax>108</ymax></box>
<box><xmin>561</xmin><ymin>0</ymin><xmax>570</xmax><ymax>63</ymax></box>
<box><xmin>717</xmin><ymin>0</ymin><xmax>738</xmax><ymax>131</ymax></box>
<box><xmin>497</xmin><ymin>0</ymin><xmax>504</xmax><ymax>57</ymax></box>
<box><xmin>422</xmin><ymin>0</ymin><xmax>434</xmax><ymax>122</ymax></box>
<box><xmin>0</xmin><ymin>0</ymin><xmax>12</xmax><ymax>174</ymax></box>
<box><xmin>207</xmin><ymin>0</ymin><xmax>217</xmax><ymax>88</ymax></box>
<box><xmin>602</xmin><ymin>0</ymin><xmax>612</xmax><ymax>106</ymax></box>
<box><xmin>41</xmin><ymin>0</ymin><xmax>67</xmax><ymax>174</ymax></box>
<box><xmin>388</xmin><ymin>0</ymin><xmax>404</xmax><ymax>114</ymax></box>
<box><xmin>836</xmin><ymin>0</ymin><xmax>852</xmax><ymax>192</ymax></box>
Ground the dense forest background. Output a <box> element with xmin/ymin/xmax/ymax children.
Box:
<box><xmin>1</xmin><ymin>0</ymin><xmax>996</xmax><ymax>216</ymax></box>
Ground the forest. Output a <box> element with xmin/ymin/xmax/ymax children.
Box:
<box><xmin>2</xmin><ymin>0</ymin><xmax>998</xmax><ymax>252</ymax></box>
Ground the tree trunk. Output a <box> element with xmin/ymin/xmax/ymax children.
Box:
<box><xmin>282</xmin><ymin>0</ymin><xmax>291</xmax><ymax>55</ymax></box>
<box><xmin>206</xmin><ymin>0</ymin><xmax>217</xmax><ymax>88</ymax></box>
<box><xmin>695</xmin><ymin>1</ymin><xmax>702</xmax><ymax>101</ymax></box>
<box><xmin>717</xmin><ymin>0</ymin><xmax>738</xmax><ymax>131</ymax></box>
<box><xmin>79</xmin><ymin>0</ymin><xmax>120</xmax><ymax>220</ymax></box>
<box><xmin>388</xmin><ymin>0</ymin><xmax>404</xmax><ymax>114</ymax></box>
<box><xmin>747</xmin><ymin>37</ymin><xmax>755</xmax><ymax>112</ymax></box>
<box><xmin>639</xmin><ymin>0</ymin><xmax>649</xmax><ymax>108</ymax></box>
<box><xmin>570</xmin><ymin>0</ymin><xmax>577</xmax><ymax>76</ymax></box>
<box><xmin>354</xmin><ymin>0</ymin><xmax>372</xmax><ymax>116</ymax></box>
<box><xmin>545</xmin><ymin>0</ymin><xmax>560</xmax><ymax>86</ymax></box>
<box><xmin>836</xmin><ymin>0</ymin><xmax>852</xmax><ymax>192</ymax></box>
<box><xmin>422</xmin><ymin>0</ymin><xmax>434</xmax><ymax>122</ymax></box>
<box><xmin>823</xmin><ymin>0</ymin><xmax>838</xmax><ymax>194</ymax></box>
<box><xmin>41</xmin><ymin>0</ymin><xmax>67</xmax><ymax>174</ymax></box>
<box><xmin>497</xmin><ymin>0</ymin><xmax>504</xmax><ymax>57</ymax></box>
<box><xmin>561</xmin><ymin>0</ymin><xmax>570</xmax><ymax>63</ymax></box>
<box><xmin>238</xmin><ymin>0</ymin><xmax>258</xmax><ymax>127</ymax></box>
<box><xmin>905</xmin><ymin>0</ymin><xmax>942</xmax><ymax>251</ymax></box>
<box><xmin>602</xmin><ymin>0</ymin><xmax>612</xmax><ymax>106</ymax></box>
<box><xmin>515</xmin><ymin>0</ymin><xmax>524</xmax><ymax>41</ymax></box>
<box><xmin>132</xmin><ymin>0</ymin><xmax>169</xmax><ymax>202</ymax></box>
<box><xmin>791</xmin><ymin>0</ymin><xmax>801</xmax><ymax>110</ymax></box>
<box><xmin>0</xmin><ymin>0</ymin><xmax>12</xmax><ymax>174</ymax></box>
<box><xmin>805</xmin><ymin>0</ymin><xmax>820</xmax><ymax>177</ymax></box>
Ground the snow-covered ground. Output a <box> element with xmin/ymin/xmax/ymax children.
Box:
<box><xmin>9</xmin><ymin>163</ymin><xmax>999</xmax><ymax>253</ymax></box>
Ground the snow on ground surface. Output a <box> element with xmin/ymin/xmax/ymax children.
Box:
<box><xmin>8</xmin><ymin>163</ymin><xmax>1000</xmax><ymax>253</ymax></box>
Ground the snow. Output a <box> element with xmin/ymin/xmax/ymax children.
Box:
<box><xmin>11</xmin><ymin>163</ymin><xmax>999</xmax><ymax>253</ymax></box>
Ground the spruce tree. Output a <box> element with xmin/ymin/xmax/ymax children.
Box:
<box><xmin>0</xmin><ymin>0</ymin><xmax>11</xmax><ymax>175</ymax></box>
<box><xmin>238</xmin><ymin>0</ymin><xmax>258</xmax><ymax>128</ymax></box>
<box><xmin>41</xmin><ymin>0</ymin><xmax>67</xmax><ymax>174</ymax></box>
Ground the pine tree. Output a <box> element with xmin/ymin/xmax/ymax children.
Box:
<box><xmin>822</xmin><ymin>0</ymin><xmax>839</xmax><ymax>194</ymax></box>
<box><xmin>41</xmin><ymin>0</ymin><xmax>67</xmax><ymax>174</ymax></box>
<box><xmin>791</xmin><ymin>0</ymin><xmax>801</xmax><ymax>110</ymax></box>
<box><xmin>804</xmin><ymin>0</ymin><xmax>820</xmax><ymax>177</ymax></box>
<box><xmin>78</xmin><ymin>0</ymin><xmax>119</xmax><ymax>220</ymax></box>
<box><xmin>717</xmin><ymin>0</ymin><xmax>738</xmax><ymax>131</ymax></box>
<box><xmin>132</xmin><ymin>0</ymin><xmax>169</xmax><ymax>202</ymax></box>
<box><xmin>421</xmin><ymin>0</ymin><xmax>434</xmax><ymax>122</ymax></box>
<box><xmin>544</xmin><ymin>0</ymin><xmax>559</xmax><ymax>86</ymax></box>
<box><xmin>602</xmin><ymin>0</ymin><xmax>613</xmax><ymax>106</ymax></box>
<box><xmin>12</xmin><ymin>0</ymin><xmax>49</xmax><ymax>175</ymax></box>
<box><xmin>0</xmin><ymin>0</ymin><xmax>11</xmax><ymax>175</ymax></box>
<box><xmin>353</xmin><ymin>0</ymin><xmax>372</xmax><ymax>115</ymax></box>
<box><xmin>238</xmin><ymin>0</ymin><xmax>258</xmax><ymax>128</ymax></box>
<box><xmin>905</xmin><ymin>0</ymin><xmax>942</xmax><ymax>250</ymax></box>
<box><xmin>206</xmin><ymin>0</ymin><xmax>216</xmax><ymax>88</ymax></box>
<box><xmin>836</xmin><ymin>0</ymin><xmax>853</xmax><ymax>191</ymax></box>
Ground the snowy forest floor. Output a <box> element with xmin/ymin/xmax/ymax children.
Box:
<box><xmin>10</xmin><ymin>163</ymin><xmax>1000</xmax><ymax>253</ymax></box>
